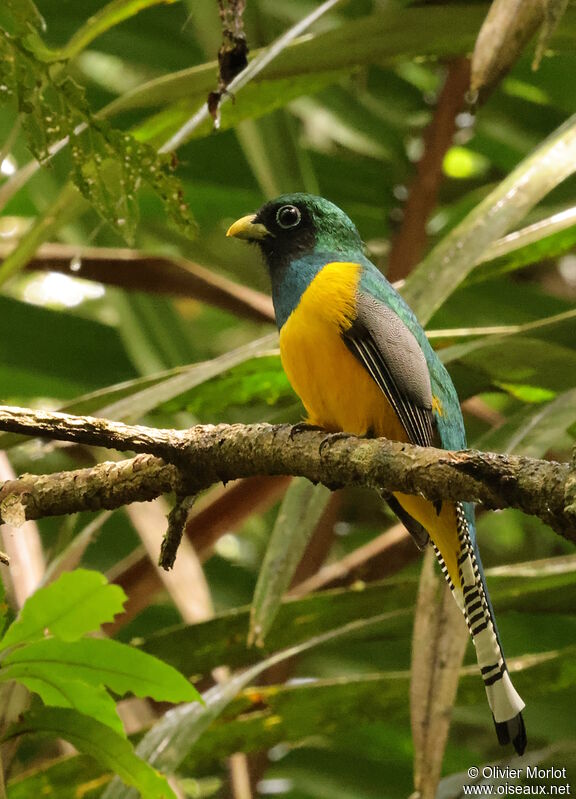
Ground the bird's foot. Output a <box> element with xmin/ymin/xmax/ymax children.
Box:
<box><xmin>289</xmin><ymin>422</ymin><xmax>325</xmax><ymax>440</ymax></box>
<box><xmin>319</xmin><ymin>430</ymin><xmax>351</xmax><ymax>455</ymax></box>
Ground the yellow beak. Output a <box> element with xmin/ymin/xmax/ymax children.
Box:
<box><xmin>226</xmin><ymin>214</ymin><xmax>271</xmax><ymax>240</ymax></box>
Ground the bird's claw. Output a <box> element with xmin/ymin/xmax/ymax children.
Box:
<box><xmin>289</xmin><ymin>422</ymin><xmax>324</xmax><ymax>440</ymax></box>
<box><xmin>319</xmin><ymin>431</ymin><xmax>350</xmax><ymax>455</ymax></box>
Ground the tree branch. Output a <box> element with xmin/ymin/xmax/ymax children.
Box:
<box><xmin>0</xmin><ymin>242</ymin><xmax>274</xmax><ymax>323</ymax></box>
<box><xmin>0</xmin><ymin>405</ymin><xmax>573</xmax><ymax>545</ymax></box>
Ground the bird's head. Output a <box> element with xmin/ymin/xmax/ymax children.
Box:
<box><xmin>226</xmin><ymin>193</ymin><xmax>364</xmax><ymax>271</ymax></box>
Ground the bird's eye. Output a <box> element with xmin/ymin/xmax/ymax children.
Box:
<box><xmin>276</xmin><ymin>205</ymin><xmax>301</xmax><ymax>230</ymax></box>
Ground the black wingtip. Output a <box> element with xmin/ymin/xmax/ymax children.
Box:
<box><xmin>494</xmin><ymin>713</ymin><xmax>527</xmax><ymax>756</ymax></box>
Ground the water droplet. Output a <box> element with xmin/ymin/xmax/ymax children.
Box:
<box><xmin>70</xmin><ymin>255</ymin><xmax>82</xmax><ymax>272</ymax></box>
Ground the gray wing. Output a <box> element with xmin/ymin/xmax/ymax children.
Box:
<box><xmin>341</xmin><ymin>292</ymin><xmax>435</xmax><ymax>447</ymax></box>
<box><xmin>342</xmin><ymin>292</ymin><xmax>437</xmax><ymax>548</ymax></box>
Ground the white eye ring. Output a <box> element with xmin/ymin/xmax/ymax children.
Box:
<box><xmin>276</xmin><ymin>205</ymin><xmax>301</xmax><ymax>229</ymax></box>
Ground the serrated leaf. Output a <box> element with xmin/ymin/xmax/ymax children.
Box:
<box><xmin>0</xmin><ymin>637</ymin><xmax>201</xmax><ymax>704</ymax></box>
<box><xmin>0</xmin><ymin>570</ymin><xmax>126</xmax><ymax>650</ymax></box>
<box><xmin>103</xmin><ymin>608</ymin><xmax>404</xmax><ymax>799</ymax></box>
<box><xmin>4</xmin><ymin>707</ymin><xmax>176</xmax><ymax>799</ymax></box>
<box><xmin>4</xmin><ymin>28</ymin><xmax>195</xmax><ymax>243</ymax></box>
<box><xmin>12</xmin><ymin>676</ymin><xmax>124</xmax><ymax>736</ymax></box>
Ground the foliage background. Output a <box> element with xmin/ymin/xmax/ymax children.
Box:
<box><xmin>0</xmin><ymin>0</ymin><xmax>575</xmax><ymax>797</ymax></box>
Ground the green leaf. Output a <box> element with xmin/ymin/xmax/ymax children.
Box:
<box><xmin>69</xmin><ymin>332</ymin><xmax>280</xmax><ymax>423</ymax></box>
<box><xmin>103</xmin><ymin>607</ymin><xmax>405</xmax><ymax>798</ymax></box>
<box><xmin>475</xmin><ymin>387</ymin><xmax>576</xmax><ymax>456</ymax></box>
<box><xmin>4</xmin><ymin>707</ymin><xmax>177</xmax><ymax>799</ymax></box>
<box><xmin>141</xmin><ymin>579</ymin><xmax>414</xmax><ymax>676</ymax></box>
<box><xmin>404</xmin><ymin>112</ymin><xmax>576</xmax><ymax>323</ymax></box>
<box><xmin>0</xmin><ymin>570</ymin><xmax>126</xmax><ymax>650</ymax></box>
<box><xmin>249</xmin><ymin>479</ymin><xmax>332</xmax><ymax>646</ymax></box>
<box><xmin>0</xmin><ymin>0</ymin><xmax>44</xmax><ymax>40</ymax></box>
<box><xmin>6</xmin><ymin>753</ymin><xmax>104</xmax><ymax>799</ymax></box>
<box><xmin>0</xmin><ymin>578</ymin><xmax>7</xmax><ymax>641</ymax></box>
<box><xmin>0</xmin><ymin>333</ymin><xmax>280</xmax><ymax>450</ymax></box>
<box><xmin>0</xmin><ymin>637</ymin><xmax>201</xmax><ymax>704</ymax></box>
<box><xmin>162</xmin><ymin>354</ymin><xmax>292</xmax><ymax>422</ymax></box>
<box><xmin>59</xmin><ymin>0</ymin><xmax>182</xmax><ymax>62</ymax></box>
<box><xmin>12</xmin><ymin>676</ymin><xmax>124</xmax><ymax>736</ymax></box>
<box><xmin>469</xmin><ymin>205</ymin><xmax>576</xmax><ymax>284</ymax></box>
<box><xmin>442</xmin><ymin>336</ymin><xmax>576</xmax><ymax>400</ymax></box>
<box><xmin>1</xmin><ymin>32</ymin><xmax>195</xmax><ymax>247</ymax></box>
<box><xmin>0</xmin><ymin>295</ymin><xmax>137</xmax><ymax>400</ymax></box>
<box><xmin>107</xmin><ymin>6</ymin><xmax>490</xmax><ymax>115</ymax></box>
<box><xmin>135</xmin><ymin>71</ymin><xmax>346</xmax><ymax>145</ymax></box>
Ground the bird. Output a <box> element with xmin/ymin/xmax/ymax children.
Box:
<box><xmin>227</xmin><ymin>193</ymin><xmax>526</xmax><ymax>755</ymax></box>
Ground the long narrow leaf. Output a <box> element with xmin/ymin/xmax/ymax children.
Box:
<box><xmin>249</xmin><ymin>479</ymin><xmax>332</xmax><ymax>646</ymax></box>
<box><xmin>403</xmin><ymin>112</ymin><xmax>576</xmax><ymax>323</ymax></box>
<box><xmin>102</xmin><ymin>608</ymin><xmax>407</xmax><ymax>799</ymax></box>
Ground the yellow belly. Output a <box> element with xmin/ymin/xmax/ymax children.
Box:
<box><xmin>279</xmin><ymin>262</ymin><xmax>406</xmax><ymax>439</ymax></box>
<box><xmin>279</xmin><ymin>261</ymin><xmax>461</xmax><ymax>586</ymax></box>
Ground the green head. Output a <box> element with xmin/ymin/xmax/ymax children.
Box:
<box><xmin>227</xmin><ymin>193</ymin><xmax>364</xmax><ymax>271</ymax></box>
<box><xmin>227</xmin><ymin>193</ymin><xmax>366</xmax><ymax>328</ymax></box>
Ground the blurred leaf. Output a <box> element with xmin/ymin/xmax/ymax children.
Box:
<box><xmin>470</xmin><ymin>205</ymin><xmax>576</xmax><ymax>284</ymax></box>
<box><xmin>404</xmin><ymin>111</ymin><xmax>576</xmax><ymax>323</ymax></box>
<box><xmin>139</xmin><ymin>558</ymin><xmax>576</xmax><ymax>679</ymax></box>
<box><xmin>0</xmin><ymin>294</ymin><xmax>137</xmax><ymax>400</ymax></box>
<box><xmin>411</xmin><ymin>550</ymin><xmax>469</xmax><ymax>799</ymax></box>
<box><xmin>442</xmin><ymin>337</ymin><xmax>576</xmax><ymax>399</ymax></box>
<box><xmin>4</xmin><ymin>707</ymin><xmax>176</xmax><ymax>799</ymax></box>
<box><xmin>107</xmin><ymin>6</ymin><xmax>500</xmax><ymax>115</ymax></box>
<box><xmin>533</xmin><ymin>0</ymin><xmax>571</xmax><ymax>69</ymax></box>
<box><xmin>103</xmin><ymin>606</ymin><xmax>408</xmax><ymax>799</ymax></box>
<box><xmin>0</xmin><ymin>569</ymin><xmax>126</xmax><ymax>649</ymax></box>
<box><xmin>6</xmin><ymin>753</ymin><xmax>104</xmax><ymax>799</ymax></box>
<box><xmin>249</xmin><ymin>479</ymin><xmax>332</xmax><ymax>646</ymax></box>
<box><xmin>475</xmin><ymin>387</ymin><xmax>576</xmax><ymax>456</ymax></box>
<box><xmin>163</xmin><ymin>353</ymin><xmax>291</xmax><ymax>421</ymax></box>
<box><xmin>137</xmin><ymin>71</ymin><xmax>346</xmax><ymax>145</ymax></box>
<box><xmin>488</xmin><ymin>558</ymin><xmax>576</xmax><ymax>617</ymax></box>
<box><xmin>431</xmin><ymin>279</ymin><xmax>573</xmax><ymax>336</ymax></box>
<box><xmin>471</xmin><ymin>0</ymin><xmax>543</xmax><ymax>97</ymax></box>
<box><xmin>0</xmin><ymin>333</ymin><xmax>279</xmax><ymax>450</ymax></box>
<box><xmin>59</xmin><ymin>0</ymin><xmax>182</xmax><ymax>62</ymax></box>
<box><xmin>141</xmin><ymin>579</ymin><xmax>415</xmax><ymax>675</ymax></box>
<box><xmin>8</xmin><ymin>643</ymin><xmax>576</xmax><ymax>795</ymax></box>
<box><xmin>184</xmin><ymin>673</ymin><xmax>414</xmax><ymax>774</ymax></box>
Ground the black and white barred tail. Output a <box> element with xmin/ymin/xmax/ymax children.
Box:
<box><xmin>433</xmin><ymin>503</ymin><xmax>526</xmax><ymax>755</ymax></box>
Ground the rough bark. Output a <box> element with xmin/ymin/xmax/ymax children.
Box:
<box><xmin>0</xmin><ymin>405</ymin><xmax>573</xmax><ymax>545</ymax></box>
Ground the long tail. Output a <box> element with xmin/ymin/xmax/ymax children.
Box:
<box><xmin>433</xmin><ymin>503</ymin><xmax>526</xmax><ymax>755</ymax></box>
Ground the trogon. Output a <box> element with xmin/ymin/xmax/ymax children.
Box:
<box><xmin>227</xmin><ymin>193</ymin><xmax>526</xmax><ymax>754</ymax></box>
